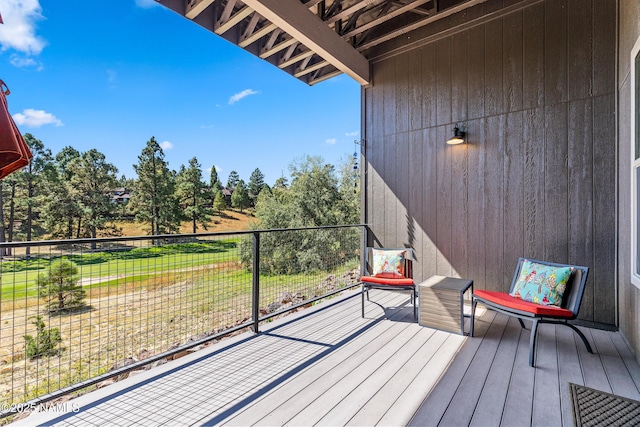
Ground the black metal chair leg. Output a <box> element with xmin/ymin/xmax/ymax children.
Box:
<box><xmin>518</xmin><ymin>318</ymin><xmax>527</xmax><ymax>329</ymax></box>
<box><xmin>567</xmin><ymin>323</ymin><xmax>593</xmax><ymax>354</ymax></box>
<box><xmin>361</xmin><ymin>284</ymin><xmax>365</xmax><ymax>318</ymax></box>
<box><xmin>529</xmin><ymin>319</ymin><xmax>539</xmax><ymax>367</ymax></box>
<box><xmin>470</xmin><ymin>299</ymin><xmax>477</xmax><ymax>337</ymax></box>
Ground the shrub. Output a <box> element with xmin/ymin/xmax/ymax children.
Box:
<box><xmin>24</xmin><ymin>316</ymin><xmax>64</xmax><ymax>359</ymax></box>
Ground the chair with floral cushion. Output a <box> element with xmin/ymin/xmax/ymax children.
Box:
<box><xmin>361</xmin><ymin>247</ymin><xmax>416</xmax><ymax>319</ymax></box>
<box><xmin>470</xmin><ymin>257</ymin><xmax>592</xmax><ymax>367</ymax></box>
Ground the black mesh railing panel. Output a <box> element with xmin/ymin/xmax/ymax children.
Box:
<box><xmin>0</xmin><ymin>225</ymin><xmax>362</xmax><ymax>415</ymax></box>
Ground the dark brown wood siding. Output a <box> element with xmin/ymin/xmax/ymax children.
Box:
<box><xmin>618</xmin><ymin>0</ymin><xmax>640</xmax><ymax>357</ymax></box>
<box><xmin>363</xmin><ymin>0</ymin><xmax>617</xmax><ymax>326</ymax></box>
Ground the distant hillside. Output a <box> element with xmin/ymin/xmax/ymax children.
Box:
<box><xmin>115</xmin><ymin>209</ymin><xmax>256</xmax><ymax>237</ymax></box>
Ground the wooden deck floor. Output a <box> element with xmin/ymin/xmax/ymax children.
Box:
<box><xmin>17</xmin><ymin>288</ymin><xmax>640</xmax><ymax>426</ymax></box>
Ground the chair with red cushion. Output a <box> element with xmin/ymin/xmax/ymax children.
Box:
<box><xmin>470</xmin><ymin>257</ymin><xmax>592</xmax><ymax>367</ymax></box>
<box><xmin>361</xmin><ymin>247</ymin><xmax>416</xmax><ymax>319</ymax></box>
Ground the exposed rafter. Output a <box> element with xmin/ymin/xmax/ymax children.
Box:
<box><xmin>241</xmin><ymin>0</ymin><xmax>370</xmax><ymax>85</ymax></box>
<box><xmin>157</xmin><ymin>0</ymin><xmax>486</xmax><ymax>85</ymax></box>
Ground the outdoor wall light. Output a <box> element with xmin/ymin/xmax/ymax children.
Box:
<box><xmin>447</xmin><ymin>126</ymin><xmax>466</xmax><ymax>145</ymax></box>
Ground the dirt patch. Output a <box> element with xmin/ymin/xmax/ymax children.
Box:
<box><xmin>114</xmin><ymin>209</ymin><xmax>256</xmax><ymax>237</ymax></box>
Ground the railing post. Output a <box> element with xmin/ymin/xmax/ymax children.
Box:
<box><xmin>252</xmin><ymin>231</ymin><xmax>260</xmax><ymax>333</ymax></box>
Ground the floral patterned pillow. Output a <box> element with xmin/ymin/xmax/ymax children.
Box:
<box><xmin>372</xmin><ymin>249</ymin><xmax>406</xmax><ymax>278</ymax></box>
<box><xmin>509</xmin><ymin>260</ymin><xmax>572</xmax><ymax>306</ymax></box>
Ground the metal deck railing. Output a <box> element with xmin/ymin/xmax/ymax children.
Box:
<box><xmin>0</xmin><ymin>225</ymin><xmax>363</xmax><ymax>417</ymax></box>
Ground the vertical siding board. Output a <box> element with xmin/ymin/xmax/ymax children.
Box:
<box><xmin>543</xmin><ymin>103</ymin><xmax>569</xmax><ymax>263</ymax></box>
<box><xmin>436</xmin><ymin>125</ymin><xmax>453</xmax><ymax>276</ymax></box>
<box><xmin>423</xmin><ymin>127</ymin><xmax>439</xmax><ymax>276</ymax></box>
<box><xmin>396</xmin><ymin>132</ymin><xmax>410</xmax><ymax>248</ymax></box>
<box><xmin>484</xmin><ymin>115</ymin><xmax>506</xmax><ymax>291</ymax></box>
<box><xmin>422</xmin><ymin>43</ymin><xmax>438</xmax><ymax>128</ymax></box>
<box><xmin>371</xmin><ymin>143</ymin><xmax>385</xmax><ymax>246</ymax></box>
<box><xmin>451</xmin><ymin>138</ymin><xmax>469</xmax><ymax>279</ymax></box>
<box><xmin>567</xmin><ymin>0</ymin><xmax>593</xmax><ymax>101</ymax></box>
<box><xmin>368</xmin><ymin>83</ymin><xmax>384</xmax><ymax>245</ymax></box>
<box><xmin>384</xmin><ymin>134</ymin><xmax>397</xmax><ymax>245</ymax></box>
<box><xmin>396</xmin><ymin>53</ymin><xmax>410</xmax><ymax>134</ymax></box>
<box><xmin>467</xmin><ymin>119</ymin><xmax>486</xmax><ymax>290</ymax></box>
<box><xmin>523</xmin><ymin>2</ymin><xmax>544</xmax><ymax>109</ymax></box>
<box><xmin>523</xmin><ymin>107</ymin><xmax>546</xmax><ymax>259</ymax></box>
<box><xmin>593</xmin><ymin>93</ymin><xmax>616</xmax><ymax>325</ymax></box>
<box><xmin>383</xmin><ymin>59</ymin><xmax>397</xmax><ymax>138</ymax></box>
<box><xmin>485</xmin><ymin>18</ymin><xmax>504</xmax><ymax>116</ymax></box>
<box><xmin>503</xmin><ymin>11</ymin><xmax>523</xmax><ymax>112</ymax></box>
<box><xmin>468</xmin><ymin>25</ymin><xmax>485</xmax><ymax>120</ymax></box>
<box><xmin>409</xmin><ymin>130</ymin><xmax>425</xmax><ymax>281</ymax></box>
<box><xmin>592</xmin><ymin>0</ymin><xmax>615</xmax><ymax>97</ymax></box>
<box><xmin>371</xmin><ymin>68</ymin><xmax>384</xmax><ymax>140</ymax></box>
<box><xmin>568</xmin><ymin>98</ymin><xmax>594</xmax><ymax>321</ymax></box>
<box><xmin>408</xmin><ymin>48</ymin><xmax>423</xmax><ymax>131</ymax></box>
<box><xmin>545</xmin><ymin>0</ymin><xmax>568</xmax><ymax>106</ymax></box>
<box><xmin>451</xmin><ymin>30</ymin><xmax>469</xmax><ymax>124</ymax></box>
<box><xmin>436</xmin><ymin>38</ymin><xmax>453</xmax><ymax>126</ymax></box>
<box><xmin>504</xmin><ymin>111</ymin><xmax>524</xmax><ymax>286</ymax></box>
<box><xmin>364</xmin><ymin>87</ymin><xmax>372</xmax><ymax>235</ymax></box>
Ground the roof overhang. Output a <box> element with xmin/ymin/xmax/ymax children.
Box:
<box><xmin>156</xmin><ymin>0</ymin><xmax>485</xmax><ymax>85</ymax></box>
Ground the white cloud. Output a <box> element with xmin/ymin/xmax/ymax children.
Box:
<box><xmin>345</xmin><ymin>131</ymin><xmax>359</xmax><ymax>137</ymax></box>
<box><xmin>12</xmin><ymin>109</ymin><xmax>62</xmax><ymax>127</ymax></box>
<box><xmin>325</xmin><ymin>138</ymin><xmax>337</xmax><ymax>145</ymax></box>
<box><xmin>9</xmin><ymin>54</ymin><xmax>42</xmax><ymax>70</ymax></box>
<box><xmin>159</xmin><ymin>140</ymin><xmax>173</xmax><ymax>150</ymax></box>
<box><xmin>134</xmin><ymin>0</ymin><xmax>160</xmax><ymax>8</ymax></box>
<box><xmin>228</xmin><ymin>89</ymin><xmax>258</xmax><ymax>105</ymax></box>
<box><xmin>0</xmin><ymin>0</ymin><xmax>46</xmax><ymax>55</ymax></box>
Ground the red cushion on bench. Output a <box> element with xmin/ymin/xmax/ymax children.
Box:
<box><xmin>361</xmin><ymin>275</ymin><xmax>414</xmax><ymax>286</ymax></box>
<box><xmin>474</xmin><ymin>289</ymin><xmax>573</xmax><ymax>318</ymax></box>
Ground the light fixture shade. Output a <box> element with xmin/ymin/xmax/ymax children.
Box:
<box><xmin>447</xmin><ymin>126</ymin><xmax>466</xmax><ymax>145</ymax></box>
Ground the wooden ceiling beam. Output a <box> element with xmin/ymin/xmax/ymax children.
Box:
<box><xmin>241</xmin><ymin>0</ymin><xmax>370</xmax><ymax>85</ymax></box>
<box><xmin>342</xmin><ymin>0</ymin><xmax>433</xmax><ymax>38</ymax></box>
<box><xmin>186</xmin><ymin>0</ymin><xmax>216</xmax><ymax>19</ymax></box>
<box><xmin>325</xmin><ymin>0</ymin><xmax>381</xmax><ymax>25</ymax></box>
<box><xmin>240</xmin><ymin>22</ymin><xmax>278</xmax><ymax>47</ymax></box>
<box><xmin>215</xmin><ymin>5</ymin><xmax>253</xmax><ymax>35</ymax></box>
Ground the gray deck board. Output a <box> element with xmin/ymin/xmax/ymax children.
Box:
<box><xmin>578</xmin><ymin>327</ymin><xmax>613</xmax><ymax>393</ymax></box>
<box><xmin>531</xmin><ymin>325</ymin><xmax>562</xmax><ymax>427</ymax></box>
<box><xmin>346</xmin><ymin>329</ymin><xmax>452</xmax><ymax>426</ymax></box>
<box><xmin>469</xmin><ymin>317</ymin><xmax>521</xmax><ymax>427</ymax></box>
<box><xmin>439</xmin><ymin>312</ymin><xmax>510</xmax><ymax>426</ymax></box>
<box><xmin>500</xmin><ymin>325</ymin><xmax>535</xmax><ymax>427</ymax></box>
<box><xmin>591</xmin><ymin>327</ymin><xmax>640</xmax><ymax>400</ymax></box>
<box><xmin>15</xmin><ymin>289</ymin><xmax>640</xmax><ymax>427</ymax></box>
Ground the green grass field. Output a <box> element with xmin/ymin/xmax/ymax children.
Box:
<box><xmin>0</xmin><ymin>239</ymin><xmax>243</xmax><ymax>300</ymax></box>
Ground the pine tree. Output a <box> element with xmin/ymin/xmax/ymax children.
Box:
<box><xmin>213</xmin><ymin>189</ymin><xmax>227</xmax><ymax>216</ymax></box>
<box><xmin>37</xmin><ymin>259</ymin><xmax>86</xmax><ymax>313</ymax></box>
<box><xmin>9</xmin><ymin>134</ymin><xmax>54</xmax><ymax>255</ymax></box>
<box><xmin>130</xmin><ymin>137</ymin><xmax>180</xmax><ymax>235</ymax></box>
<box><xmin>231</xmin><ymin>180</ymin><xmax>250</xmax><ymax>213</ymax></box>
<box><xmin>24</xmin><ymin>316</ymin><xmax>63</xmax><ymax>359</ymax></box>
<box><xmin>226</xmin><ymin>170</ymin><xmax>240</xmax><ymax>189</ymax></box>
<box><xmin>67</xmin><ymin>149</ymin><xmax>119</xmax><ymax>242</ymax></box>
<box><xmin>248</xmin><ymin>167</ymin><xmax>265</xmax><ymax>206</ymax></box>
<box><xmin>210</xmin><ymin>165</ymin><xmax>221</xmax><ymax>192</ymax></box>
<box><xmin>176</xmin><ymin>157</ymin><xmax>212</xmax><ymax>233</ymax></box>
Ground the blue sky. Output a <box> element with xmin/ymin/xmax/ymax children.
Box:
<box><xmin>0</xmin><ymin>0</ymin><xmax>361</xmax><ymax>185</ymax></box>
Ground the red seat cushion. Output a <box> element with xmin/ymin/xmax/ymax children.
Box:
<box><xmin>474</xmin><ymin>289</ymin><xmax>573</xmax><ymax>318</ymax></box>
<box><xmin>361</xmin><ymin>275</ymin><xmax>414</xmax><ymax>286</ymax></box>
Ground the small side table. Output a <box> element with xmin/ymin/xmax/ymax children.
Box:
<box><xmin>418</xmin><ymin>275</ymin><xmax>474</xmax><ymax>335</ymax></box>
